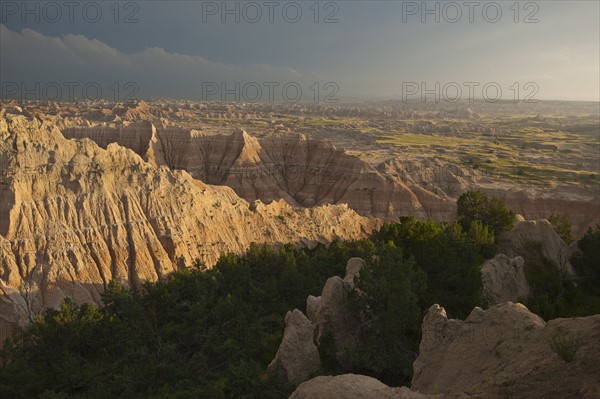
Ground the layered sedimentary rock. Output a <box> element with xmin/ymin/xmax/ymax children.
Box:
<box><xmin>0</xmin><ymin>114</ymin><xmax>380</xmax><ymax>329</ymax></box>
<box><xmin>490</xmin><ymin>190</ymin><xmax>600</xmax><ymax>237</ymax></box>
<box><xmin>412</xmin><ymin>303</ymin><xmax>600</xmax><ymax>398</ymax></box>
<box><xmin>61</xmin><ymin>122</ymin><xmax>600</xmax><ymax>234</ymax></box>
<box><xmin>64</xmin><ymin>123</ymin><xmax>460</xmax><ymax>221</ymax></box>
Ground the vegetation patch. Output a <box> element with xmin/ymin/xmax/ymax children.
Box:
<box><xmin>549</xmin><ymin>329</ymin><xmax>581</xmax><ymax>363</ymax></box>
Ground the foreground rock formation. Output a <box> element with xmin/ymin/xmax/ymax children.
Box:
<box><xmin>289</xmin><ymin>374</ymin><xmax>434</xmax><ymax>399</ymax></box>
<box><xmin>413</xmin><ymin>303</ymin><xmax>600</xmax><ymax>398</ymax></box>
<box><xmin>313</xmin><ymin>257</ymin><xmax>366</xmax><ymax>368</ymax></box>
<box><xmin>498</xmin><ymin>219</ymin><xmax>575</xmax><ymax>274</ymax></box>
<box><xmin>290</xmin><ymin>302</ymin><xmax>600</xmax><ymax>399</ymax></box>
<box><xmin>268</xmin><ymin>258</ymin><xmax>366</xmax><ymax>383</ymax></box>
<box><xmin>267</xmin><ymin>309</ymin><xmax>321</xmax><ymax>383</ymax></box>
<box><xmin>0</xmin><ymin>114</ymin><xmax>380</xmax><ymax>329</ymax></box>
<box><xmin>479</xmin><ymin>218</ymin><xmax>580</xmax><ymax>306</ymax></box>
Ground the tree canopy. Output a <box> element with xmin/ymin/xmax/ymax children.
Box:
<box><xmin>457</xmin><ymin>190</ymin><xmax>516</xmax><ymax>238</ymax></box>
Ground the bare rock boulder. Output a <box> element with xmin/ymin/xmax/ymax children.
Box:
<box><xmin>315</xmin><ymin>258</ymin><xmax>366</xmax><ymax>368</ymax></box>
<box><xmin>481</xmin><ymin>254</ymin><xmax>529</xmax><ymax>304</ymax></box>
<box><xmin>289</xmin><ymin>374</ymin><xmax>435</xmax><ymax>399</ymax></box>
<box><xmin>343</xmin><ymin>257</ymin><xmax>366</xmax><ymax>285</ymax></box>
<box><xmin>267</xmin><ymin>309</ymin><xmax>321</xmax><ymax>384</ymax></box>
<box><xmin>498</xmin><ymin>219</ymin><xmax>574</xmax><ymax>274</ymax></box>
<box><xmin>412</xmin><ymin>302</ymin><xmax>600</xmax><ymax>398</ymax></box>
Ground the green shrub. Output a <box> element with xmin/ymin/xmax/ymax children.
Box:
<box><xmin>548</xmin><ymin>214</ymin><xmax>574</xmax><ymax>244</ymax></box>
<box><xmin>524</xmin><ymin>229</ymin><xmax>600</xmax><ymax>320</ymax></box>
<box><xmin>457</xmin><ymin>190</ymin><xmax>516</xmax><ymax>238</ymax></box>
<box><xmin>317</xmin><ymin>331</ymin><xmax>341</xmax><ymax>374</ymax></box>
<box><xmin>549</xmin><ymin>329</ymin><xmax>581</xmax><ymax>363</ymax></box>
<box><xmin>571</xmin><ymin>226</ymin><xmax>600</xmax><ymax>290</ymax></box>
<box><xmin>348</xmin><ymin>243</ymin><xmax>426</xmax><ymax>386</ymax></box>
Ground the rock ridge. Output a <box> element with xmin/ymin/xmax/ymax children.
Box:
<box><xmin>0</xmin><ymin>114</ymin><xmax>381</xmax><ymax>329</ymax></box>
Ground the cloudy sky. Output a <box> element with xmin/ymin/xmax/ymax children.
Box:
<box><xmin>1</xmin><ymin>1</ymin><xmax>598</xmax><ymax>102</ymax></box>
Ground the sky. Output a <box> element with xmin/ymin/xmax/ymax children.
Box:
<box><xmin>1</xmin><ymin>1</ymin><xmax>599</xmax><ymax>102</ymax></box>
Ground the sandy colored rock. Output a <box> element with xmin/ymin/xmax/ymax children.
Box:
<box><xmin>63</xmin><ymin>124</ymin><xmax>462</xmax><ymax>221</ymax></box>
<box><xmin>276</xmin><ymin>258</ymin><xmax>365</xmax><ymax>381</ymax></box>
<box><xmin>289</xmin><ymin>374</ymin><xmax>435</xmax><ymax>399</ymax></box>
<box><xmin>6</xmin><ymin>100</ymin><xmax>600</xmax><ymax>236</ymax></box>
<box><xmin>498</xmin><ymin>219</ymin><xmax>574</xmax><ymax>274</ymax></box>
<box><xmin>412</xmin><ymin>302</ymin><xmax>600</xmax><ymax>398</ymax></box>
<box><xmin>0</xmin><ymin>114</ymin><xmax>381</xmax><ymax>328</ymax></box>
<box><xmin>343</xmin><ymin>257</ymin><xmax>366</xmax><ymax>285</ymax></box>
<box><xmin>60</xmin><ymin>118</ymin><xmax>600</xmax><ymax>234</ymax></box>
<box><xmin>481</xmin><ymin>254</ymin><xmax>529</xmax><ymax>304</ymax></box>
<box><xmin>267</xmin><ymin>309</ymin><xmax>321</xmax><ymax>384</ymax></box>
<box><xmin>314</xmin><ymin>258</ymin><xmax>366</xmax><ymax>368</ymax></box>
<box><xmin>490</xmin><ymin>190</ymin><xmax>600</xmax><ymax>237</ymax></box>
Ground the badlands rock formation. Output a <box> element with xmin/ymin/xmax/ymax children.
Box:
<box><xmin>60</xmin><ymin>122</ymin><xmax>600</xmax><ymax>235</ymax></box>
<box><xmin>267</xmin><ymin>309</ymin><xmax>321</xmax><ymax>383</ymax></box>
<box><xmin>313</xmin><ymin>258</ymin><xmax>365</xmax><ymax>368</ymax></box>
<box><xmin>491</xmin><ymin>190</ymin><xmax>600</xmax><ymax>237</ymax></box>
<box><xmin>289</xmin><ymin>302</ymin><xmax>600</xmax><ymax>399</ymax></box>
<box><xmin>289</xmin><ymin>374</ymin><xmax>434</xmax><ymax>399</ymax></box>
<box><xmin>64</xmin><ymin>123</ymin><xmax>452</xmax><ymax>220</ymax></box>
<box><xmin>269</xmin><ymin>258</ymin><xmax>367</xmax><ymax>383</ymax></box>
<box><xmin>412</xmin><ymin>303</ymin><xmax>600</xmax><ymax>398</ymax></box>
<box><xmin>481</xmin><ymin>254</ymin><xmax>529</xmax><ymax>304</ymax></box>
<box><xmin>498</xmin><ymin>219</ymin><xmax>574</xmax><ymax>274</ymax></box>
<box><xmin>0</xmin><ymin>114</ymin><xmax>380</xmax><ymax>329</ymax></box>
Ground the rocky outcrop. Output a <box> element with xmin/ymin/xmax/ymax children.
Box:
<box><xmin>314</xmin><ymin>257</ymin><xmax>365</xmax><ymax>368</ymax></box>
<box><xmin>63</xmin><ymin>124</ymin><xmax>461</xmax><ymax>221</ymax></box>
<box><xmin>343</xmin><ymin>257</ymin><xmax>365</xmax><ymax>284</ymax></box>
<box><xmin>8</xmin><ymin>100</ymin><xmax>600</xmax><ymax>235</ymax></box>
<box><xmin>268</xmin><ymin>258</ymin><xmax>367</xmax><ymax>383</ymax></box>
<box><xmin>412</xmin><ymin>302</ymin><xmax>600</xmax><ymax>398</ymax></box>
<box><xmin>498</xmin><ymin>219</ymin><xmax>574</xmax><ymax>274</ymax></box>
<box><xmin>0</xmin><ymin>115</ymin><xmax>381</xmax><ymax>329</ymax></box>
<box><xmin>60</xmin><ymin>121</ymin><xmax>600</xmax><ymax>233</ymax></box>
<box><xmin>267</xmin><ymin>309</ymin><xmax>321</xmax><ymax>384</ymax></box>
<box><xmin>288</xmin><ymin>302</ymin><xmax>600</xmax><ymax>399</ymax></box>
<box><xmin>481</xmin><ymin>254</ymin><xmax>529</xmax><ymax>304</ymax></box>
<box><xmin>289</xmin><ymin>374</ymin><xmax>435</xmax><ymax>399</ymax></box>
<box><xmin>490</xmin><ymin>190</ymin><xmax>600</xmax><ymax>237</ymax></box>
